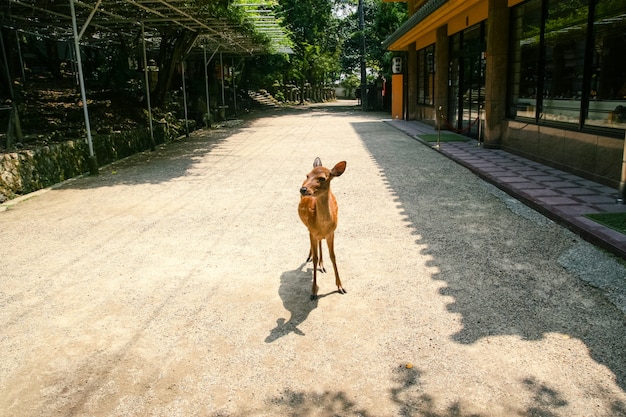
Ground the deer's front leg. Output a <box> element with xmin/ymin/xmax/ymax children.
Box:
<box><xmin>317</xmin><ymin>240</ymin><xmax>325</xmax><ymax>272</ymax></box>
<box><xmin>309</xmin><ymin>234</ymin><xmax>320</xmax><ymax>300</ymax></box>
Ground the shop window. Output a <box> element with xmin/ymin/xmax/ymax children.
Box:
<box><xmin>542</xmin><ymin>1</ymin><xmax>588</xmax><ymax>124</ymax></box>
<box><xmin>417</xmin><ymin>44</ymin><xmax>435</xmax><ymax>105</ymax></box>
<box><xmin>508</xmin><ymin>0</ymin><xmax>542</xmax><ymax>119</ymax></box>
<box><xmin>586</xmin><ymin>2</ymin><xmax>626</xmax><ymax>129</ymax></box>
<box><xmin>449</xmin><ymin>23</ymin><xmax>486</xmax><ymax>136</ymax></box>
<box><xmin>507</xmin><ymin>0</ymin><xmax>626</xmax><ymax>132</ymax></box>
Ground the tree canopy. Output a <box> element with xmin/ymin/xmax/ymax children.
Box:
<box><xmin>339</xmin><ymin>0</ymin><xmax>407</xmax><ymax>77</ymax></box>
<box><xmin>242</xmin><ymin>0</ymin><xmax>406</xmax><ymax>96</ymax></box>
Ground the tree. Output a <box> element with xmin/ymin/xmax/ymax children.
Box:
<box><xmin>338</xmin><ymin>0</ymin><xmax>406</xmax><ymax>77</ymax></box>
<box><xmin>152</xmin><ymin>29</ymin><xmax>199</xmax><ymax>107</ymax></box>
<box><xmin>276</xmin><ymin>0</ymin><xmax>342</xmax><ymax>101</ymax></box>
<box><xmin>151</xmin><ymin>0</ymin><xmax>267</xmax><ymax>108</ymax></box>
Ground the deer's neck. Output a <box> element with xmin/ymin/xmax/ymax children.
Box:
<box><xmin>313</xmin><ymin>191</ymin><xmax>334</xmax><ymax>219</ymax></box>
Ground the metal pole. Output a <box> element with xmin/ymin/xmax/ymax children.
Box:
<box><xmin>141</xmin><ymin>22</ymin><xmax>155</xmax><ymax>151</ymax></box>
<box><xmin>68</xmin><ymin>42</ymin><xmax>78</xmax><ymax>84</ymax></box>
<box><xmin>477</xmin><ymin>104</ymin><xmax>483</xmax><ymax>146</ymax></box>
<box><xmin>618</xmin><ymin>129</ymin><xmax>626</xmax><ymax>204</ymax></box>
<box><xmin>181</xmin><ymin>59</ymin><xmax>189</xmax><ymax>138</ymax></box>
<box><xmin>15</xmin><ymin>30</ymin><xmax>26</xmax><ymax>81</ymax></box>
<box><xmin>436</xmin><ymin>105</ymin><xmax>442</xmax><ymax>149</ymax></box>
<box><xmin>232</xmin><ymin>57</ymin><xmax>237</xmax><ymax>117</ymax></box>
<box><xmin>69</xmin><ymin>0</ymin><xmax>98</xmax><ymax>175</ymax></box>
<box><xmin>358</xmin><ymin>0</ymin><xmax>367</xmax><ymax>111</ymax></box>
<box><xmin>220</xmin><ymin>52</ymin><xmax>226</xmax><ymax>119</ymax></box>
<box><xmin>0</xmin><ymin>28</ymin><xmax>23</xmax><ymax>147</ymax></box>
<box><xmin>203</xmin><ymin>46</ymin><xmax>210</xmax><ymax>128</ymax></box>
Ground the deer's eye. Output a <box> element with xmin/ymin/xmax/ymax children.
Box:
<box><xmin>318</xmin><ymin>177</ymin><xmax>326</xmax><ymax>183</ymax></box>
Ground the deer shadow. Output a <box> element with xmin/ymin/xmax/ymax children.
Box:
<box><xmin>265</xmin><ymin>262</ymin><xmax>339</xmax><ymax>343</ymax></box>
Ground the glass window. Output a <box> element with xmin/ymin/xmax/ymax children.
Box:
<box><xmin>417</xmin><ymin>44</ymin><xmax>435</xmax><ymax>105</ymax></box>
<box><xmin>508</xmin><ymin>0</ymin><xmax>542</xmax><ymax>119</ymax></box>
<box><xmin>418</xmin><ymin>48</ymin><xmax>426</xmax><ymax>104</ymax></box>
<box><xmin>449</xmin><ymin>34</ymin><xmax>461</xmax><ymax>125</ymax></box>
<box><xmin>508</xmin><ymin>0</ymin><xmax>626</xmax><ymax>132</ymax></box>
<box><xmin>449</xmin><ymin>23</ymin><xmax>486</xmax><ymax>136</ymax></box>
<box><xmin>461</xmin><ymin>23</ymin><xmax>486</xmax><ymax>135</ymax></box>
<box><xmin>586</xmin><ymin>1</ymin><xmax>626</xmax><ymax>129</ymax></box>
<box><xmin>542</xmin><ymin>0</ymin><xmax>588</xmax><ymax>124</ymax></box>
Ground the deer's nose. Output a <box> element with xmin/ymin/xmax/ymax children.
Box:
<box><xmin>300</xmin><ymin>187</ymin><xmax>308</xmax><ymax>196</ymax></box>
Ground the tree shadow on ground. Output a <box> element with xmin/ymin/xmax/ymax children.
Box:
<box><xmin>55</xmin><ymin>131</ymin><xmax>229</xmax><ymax>190</ymax></box>
<box><xmin>50</xmin><ymin>102</ymin><xmax>363</xmax><ymax>193</ymax></box>
<box><xmin>257</xmin><ymin>353</ymin><xmax>625</xmax><ymax>416</ymax></box>
<box><xmin>349</xmin><ymin>119</ymin><xmax>626</xmax><ymax>402</ymax></box>
<box><xmin>263</xmin><ymin>366</ymin><xmax>486</xmax><ymax>417</ymax></box>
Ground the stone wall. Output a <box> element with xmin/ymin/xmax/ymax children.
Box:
<box><xmin>0</xmin><ymin>122</ymin><xmax>184</xmax><ymax>202</ymax></box>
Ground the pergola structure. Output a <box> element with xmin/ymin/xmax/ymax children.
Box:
<box><xmin>0</xmin><ymin>0</ymin><xmax>291</xmax><ymax>172</ymax></box>
<box><xmin>1</xmin><ymin>0</ymin><xmax>291</xmax><ymax>54</ymax></box>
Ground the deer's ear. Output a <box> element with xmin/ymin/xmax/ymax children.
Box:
<box><xmin>313</xmin><ymin>157</ymin><xmax>322</xmax><ymax>167</ymax></box>
<box><xmin>331</xmin><ymin>161</ymin><xmax>347</xmax><ymax>177</ymax></box>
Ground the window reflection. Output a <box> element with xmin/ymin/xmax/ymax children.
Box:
<box><xmin>587</xmin><ymin>5</ymin><xmax>626</xmax><ymax>128</ymax></box>
<box><xmin>417</xmin><ymin>44</ymin><xmax>435</xmax><ymax>105</ymax></box>
<box><xmin>508</xmin><ymin>0</ymin><xmax>626</xmax><ymax>131</ymax></box>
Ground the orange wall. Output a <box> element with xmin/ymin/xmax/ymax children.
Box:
<box><xmin>447</xmin><ymin>1</ymin><xmax>488</xmax><ymax>35</ymax></box>
<box><xmin>391</xmin><ymin>74</ymin><xmax>404</xmax><ymax>119</ymax></box>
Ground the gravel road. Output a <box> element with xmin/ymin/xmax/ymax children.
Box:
<box><xmin>1</xmin><ymin>101</ymin><xmax>625</xmax><ymax>416</ymax></box>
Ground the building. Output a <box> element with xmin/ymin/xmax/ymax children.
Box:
<box><xmin>383</xmin><ymin>0</ymin><xmax>626</xmax><ymax>194</ymax></box>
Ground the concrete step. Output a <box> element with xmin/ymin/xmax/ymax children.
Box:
<box><xmin>247</xmin><ymin>91</ymin><xmax>280</xmax><ymax>108</ymax></box>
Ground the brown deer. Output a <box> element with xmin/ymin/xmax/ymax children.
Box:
<box><xmin>298</xmin><ymin>157</ymin><xmax>347</xmax><ymax>300</ymax></box>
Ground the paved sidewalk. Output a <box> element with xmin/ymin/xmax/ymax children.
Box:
<box><xmin>386</xmin><ymin>119</ymin><xmax>626</xmax><ymax>259</ymax></box>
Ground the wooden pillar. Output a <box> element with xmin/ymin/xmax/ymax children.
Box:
<box><xmin>391</xmin><ymin>74</ymin><xmax>404</xmax><ymax>120</ymax></box>
<box><xmin>407</xmin><ymin>43</ymin><xmax>417</xmax><ymax>120</ymax></box>
<box><xmin>483</xmin><ymin>0</ymin><xmax>509</xmax><ymax>148</ymax></box>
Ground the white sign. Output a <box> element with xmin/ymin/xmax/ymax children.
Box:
<box><xmin>392</xmin><ymin>57</ymin><xmax>402</xmax><ymax>74</ymax></box>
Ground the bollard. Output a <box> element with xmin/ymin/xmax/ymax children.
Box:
<box><xmin>477</xmin><ymin>104</ymin><xmax>483</xmax><ymax>147</ymax></box>
<box><xmin>618</xmin><ymin>129</ymin><xmax>626</xmax><ymax>204</ymax></box>
<box><xmin>436</xmin><ymin>105</ymin><xmax>443</xmax><ymax>149</ymax></box>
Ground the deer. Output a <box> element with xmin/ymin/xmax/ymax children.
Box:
<box><xmin>298</xmin><ymin>157</ymin><xmax>347</xmax><ymax>300</ymax></box>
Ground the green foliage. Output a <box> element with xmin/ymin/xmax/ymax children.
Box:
<box><xmin>340</xmin><ymin>73</ymin><xmax>359</xmax><ymax>89</ymax></box>
<box><xmin>255</xmin><ymin>0</ymin><xmax>341</xmax><ymax>99</ymax></box>
<box><xmin>522</xmin><ymin>0</ymin><xmax>626</xmax><ymax>42</ymax></box>
<box><xmin>338</xmin><ymin>0</ymin><xmax>407</xmax><ymax>77</ymax></box>
<box><xmin>274</xmin><ymin>90</ymin><xmax>286</xmax><ymax>101</ymax></box>
<box><xmin>278</xmin><ymin>0</ymin><xmax>337</xmax><ymax>48</ymax></box>
<box><xmin>241</xmin><ymin>54</ymin><xmax>292</xmax><ymax>90</ymax></box>
<box><xmin>339</xmin><ymin>73</ymin><xmax>360</xmax><ymax>97</ymax></box>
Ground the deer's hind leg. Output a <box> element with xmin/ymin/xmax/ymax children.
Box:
<box><xmin>306</xmin><ymin>241</ymin><xmax>325</xmax><ymax>272</ymax></box>
<box><xmin>326</xmin><ymin>233</ymin><xmax>346</xmax><ymax>294</ymax></box>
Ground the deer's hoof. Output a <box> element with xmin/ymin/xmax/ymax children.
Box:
<box><xmin>338</xmin><ymin>288</ymin><xmax>347</xmax><ymax>295</ymax></box>
<box><xmin>310</xmin><ymin>294</ymin><xmax>317</xmax><ymax>301</ymax></box>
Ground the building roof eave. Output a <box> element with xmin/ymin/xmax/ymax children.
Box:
<box><xmin>382</xmin><ymin>0</ymin><xmax>448</xmax><ymax>50</ymax></box>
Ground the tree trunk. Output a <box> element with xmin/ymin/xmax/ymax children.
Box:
<box><xmin>153</xmin><ymin>30</ymin><xmax>198</xmax><ymax>108</ymax></box>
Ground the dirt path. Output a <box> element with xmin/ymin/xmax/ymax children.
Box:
<box><xmin>1</xmin><ymin>102</ymin><xmax>625</xmax><ymax>416</ymax></box>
